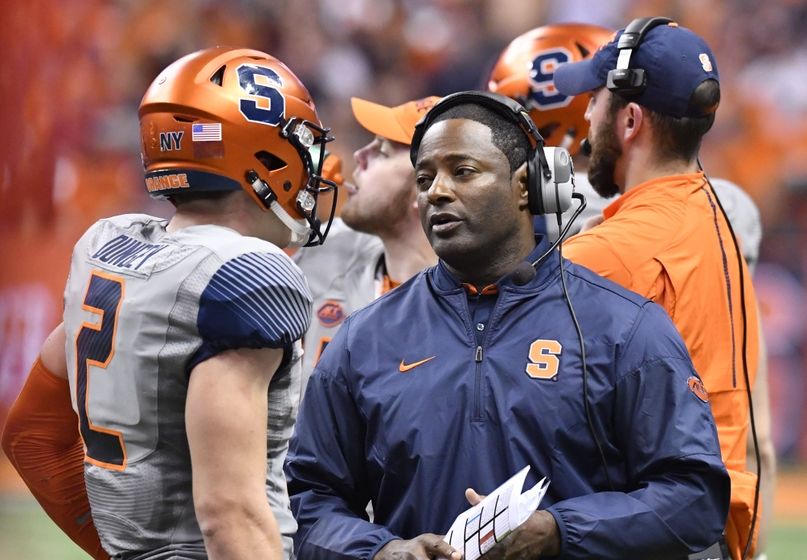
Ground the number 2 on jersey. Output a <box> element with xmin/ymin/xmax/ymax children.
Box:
<box><xmin>75</xmin><ymin>270</ymin><xmax>127</xmax><ymax>470</ymax></box>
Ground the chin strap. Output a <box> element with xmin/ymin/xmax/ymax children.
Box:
<box><xmin>247</xmin><ymin>169</ymin><xmax>313</xmax><ymax>247</ymax></box>
<box><xmin>268</xmin><ymin>199</ymin><xmax>311</xmax><ymax>247</ymax></box>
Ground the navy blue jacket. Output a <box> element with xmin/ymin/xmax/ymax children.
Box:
<box><xmin>286</xmin><ymin>241</ymin><xmax>729</xmax><ymax>559</ymax></box>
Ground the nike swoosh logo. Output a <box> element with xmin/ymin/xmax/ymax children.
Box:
<box><xmin>399</xmin><ymin>356</ymin><xmax>436</xmax><ymax>372</ymax></box>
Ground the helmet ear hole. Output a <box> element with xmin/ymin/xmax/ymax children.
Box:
<box><xmin>255</xmin><ymin>151</ymin><xmax>287</xmax><ymax>172</ymax></box>
<box><xmin>575</xmin><ymin>42</ymin><xmax>591</xmax><ymax>58</ymax></box>
<box><xmin>209</xmin><ymin>65</ymin><xmax>226</xmax><ymax>86</ymax></box>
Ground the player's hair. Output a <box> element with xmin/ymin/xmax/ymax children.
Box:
<box><xmin>429</xmin><ymin>103</ymin><xmax>531</xmax><ymax>173</ymax></box>
<box><xmin>610</xmin><ymin>79</ymin><xmax>719</xmax><ymax>163</ymax></box>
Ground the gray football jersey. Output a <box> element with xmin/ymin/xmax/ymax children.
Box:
<box><xmin>293</xmin><ymin>219</ymin><xmax>382</xmax><ymax>390</ymax></box>
<box><xmin>63</xmin><ymin>214</ymin><xmax>311</xmax><ymax>559</ymax></box>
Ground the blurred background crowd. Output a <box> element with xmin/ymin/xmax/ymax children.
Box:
<box><xmin>1</xmin><ymin>0</ymin><xmax>806</xmax><ymax>552</ymax></box>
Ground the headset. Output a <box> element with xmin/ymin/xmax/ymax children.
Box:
<box><xmin>409</xmin><ymin>91</ymin><xmax>574</xmax><ymax>216</ymax></box>
<box><xmin>606</xmin><ymin>16</ymin><xmax>673</xmax><ymax>96</ymax></box>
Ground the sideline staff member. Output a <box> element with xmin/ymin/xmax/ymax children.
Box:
<box><xmin>554</xmin><ymin>19</ymin><xmax>761</xmax><ymax>559</ymax></box>
<box><xmin>286</xmin><ymin>92</ymin><xmax>729</xmax><ymax>559</ymax></box>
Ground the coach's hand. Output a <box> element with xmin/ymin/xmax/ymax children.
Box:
<box><xmin>465</xmin><ymin>489</ymin><xmax>560</xmax><ymax>559</ymax></box>
<box><xmin>375</xmin><ymin>534</ymin><xmax>462</xmax><ymax>560</ymax></box>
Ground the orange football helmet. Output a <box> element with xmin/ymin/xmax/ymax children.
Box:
<box><xmin>488</xmin><ymin>23</ymin><xmax>614</xmax><ymax>155</ymax></box>
<box><xmin>139</xmin><ymin>47</ymin><xmax>337</xmax><ymax>246</ymax></box>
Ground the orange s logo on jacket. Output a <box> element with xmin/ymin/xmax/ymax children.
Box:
<box><xmin>525</xmin><ymin>339</ymin><xmax>562</xmax><ymax>380</ymax></box>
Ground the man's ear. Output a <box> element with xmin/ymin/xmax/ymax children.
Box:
<box><xmin>514</xmin><ymin>162</ymin><xmax>530</xmax><ymax>211</ymax></box>
<box><xmin>623</xmin><ymin>102</ymin><xmax>644</xmax><ymax>142</ymax></box>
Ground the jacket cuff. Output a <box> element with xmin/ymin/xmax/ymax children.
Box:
<box><xmin>368</xmin><ymin>536</ymin><xmax>402</xmax><ymax>560</ymax></box>
<box><xmin>545</xmin><ymin>506</ymin><xmax>568</xmax><ymax>558</ymax></box>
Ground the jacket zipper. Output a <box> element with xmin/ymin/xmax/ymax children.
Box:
<box><xmin>474</xmin><ymin>345</ymin><xmax>483</xmax><ymax>421</ymax></box>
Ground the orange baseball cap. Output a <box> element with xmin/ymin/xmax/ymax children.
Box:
<box><xmin>350</xmin><ymin>96</ymin><xmax>441</xmax><ymax>146</ymax></box>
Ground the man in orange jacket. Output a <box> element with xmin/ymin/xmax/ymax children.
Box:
<box><xmin>554</xmin><ymin>17</ymin><xmax>761</xmax><ymax>560</ymax></box>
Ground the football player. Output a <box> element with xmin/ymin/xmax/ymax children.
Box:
<box><xmin>1</xmin><ymin>47</ymin><xmax>336</xmax><ymax>560</ymax></box>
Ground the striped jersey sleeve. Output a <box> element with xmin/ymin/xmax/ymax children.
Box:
<box><xmin>190</xmin><ymin>251</ymin><xmax>313</xmax><ymax>370</ymax></box>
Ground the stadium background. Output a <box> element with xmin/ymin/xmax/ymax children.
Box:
<box><xmin>1</xmin><ymin>0</ymin><xmax>805</xmax><ymax>556</ymax></box>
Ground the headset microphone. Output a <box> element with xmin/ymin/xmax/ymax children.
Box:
<box><xmin>580</xmin><ymin>138</ymin><xmax>592</xmax><ymax>157</ymax></box>
<box><xmin>510</xmin><ymin>261</ymin><xmax>538</xmax><ymax>286</ymax></box>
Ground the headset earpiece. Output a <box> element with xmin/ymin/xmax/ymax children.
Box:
<box><xmin>606</xmin><ymin>16</ymin><xmax>673</xmax><ymax>96</ymax></box>
<box><xmin>540</xmin><ymin>148</ymin><xmax>574</xmax><ymax>214</ymax></box>
<box><xmin>410</xmin><ymin>90</ymin><xmax>573</xmax><ymax>215</ymax></box>
<box><xmin>526</xmin><ymin>147</ymin><xmax>544</xmax><ymax>214</ymax></box>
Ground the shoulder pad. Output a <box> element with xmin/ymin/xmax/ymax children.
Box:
<box><xmin>192</xmin><ymin>251</ymin><xmax>313</xmax><ymax>367</ymax></box>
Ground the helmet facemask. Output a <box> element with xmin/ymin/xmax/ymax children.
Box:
<box><xmin>248</xmin><ymin>117</ymin><xmax>338</xmax><ymax>247</ymax></box>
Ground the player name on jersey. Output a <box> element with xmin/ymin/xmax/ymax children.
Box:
<box><xmin>91</xmin><ymin>234</ymin><xmax>168</xmax><ymax>271</ymax></box>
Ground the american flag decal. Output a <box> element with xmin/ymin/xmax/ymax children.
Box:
<box><xmin>192</xmin><ymin>123</ymin><xmax>222</xmax><ymax>142</ymax></box>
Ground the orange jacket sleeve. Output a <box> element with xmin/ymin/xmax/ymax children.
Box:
<box><xmin>1</xmin><ymin>357</ymin><xmax>109</xmax><ymax>560</ymax></box>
